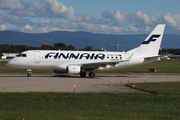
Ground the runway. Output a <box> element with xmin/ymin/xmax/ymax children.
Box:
<box><xmin>0</xmin><ymin>73</ymin><xmax>179</xmax><ymax>93</ymax></box>
<box><xmin>0</xmin><ymin>59</ymin><xmax>9</xmax><ymax>61</ymax></box>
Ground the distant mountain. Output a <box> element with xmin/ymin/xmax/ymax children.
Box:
<box><xmin>0</xmin><ymin>30</ymin><xmax>180</xmax><ymax>51</ymax></box>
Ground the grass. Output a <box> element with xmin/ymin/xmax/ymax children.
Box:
<box><xmin>98</xmin><ymin>59</ymin><xmax>180</xmax><ymax>74</ymax></box>
<box><xmin>1</xmin><ymin>60</ymin><xmax>180</xmax><ymax>119</ymax></box>
<box><xmin>126</xmin><ymin>82</ymin><xmax>180</xmax><ymax>95</ymax></box>
<box><xmin>0</xmin><ymin>92</ymin><xmax>180</xmax><ymax>120</ymax></box>
<box><xmin>1</xmin><ymin>59</ymin><xmax>180</xmax><ymax>74</ymax></box>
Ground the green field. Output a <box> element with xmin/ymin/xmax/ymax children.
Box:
<box><xmin>1</xmin><ymin>59</ymin><xmax>180</xmax><ymax>74</ymax></box>
<box><xmin>126</xmin><ymin>82</ymin><xmax>180</xmax><ymax>95</ymax></box>
<box><xmin>1</xmin><ymin>60</ymin><xmax>180</xmax><ymax>119</ymax></box>
<box><xmin>0</xmin><ymin>84</ymin><xmax>180</xmax><ymax>120</ymax></box>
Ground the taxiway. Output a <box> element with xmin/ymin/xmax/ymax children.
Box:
<box><xmin>0</xmin><ymin>73</ymin><xmax>179</xmax><ymax>93</ymax></box>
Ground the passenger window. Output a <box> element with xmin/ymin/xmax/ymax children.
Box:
<box><xmin>107</xmin><ymin>57</ymin><xmax>109</xmax><ymax>59</ymax></box>
<box><xmin>22</xmin><ymin>54</ymin><xmax>26</xmax><ymax>57</ymax></box>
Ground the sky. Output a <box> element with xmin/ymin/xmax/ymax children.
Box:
<box><xmin>0</xmin><ymin>0</ymin><xmax>180</xmax><ymax>35</ymax></box>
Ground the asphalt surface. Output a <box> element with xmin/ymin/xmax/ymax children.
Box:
<box><xmin>0</xmin><ymin>73</ymin><xmax>179</xmax><ymax>93</ymax></box>
<box><xmin>0</xmin><ymin>59</ymin><xmax>9</xmax><ymax>61</ymax></box>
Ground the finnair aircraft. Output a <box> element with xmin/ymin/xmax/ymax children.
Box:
<box><xmin>6</xmin><ymin>24</ymin><xmax>165</xmax><ymax>78</ymax></box>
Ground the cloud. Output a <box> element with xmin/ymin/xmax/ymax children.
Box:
<box><xmin>129</xmin><ymin>11</ymin><xmax>151</xmax><ymax>25</ymax></box>
<box><xmin>18</xmin><ymin>20</ymin><xmax>125</xmax><ymax>34</ymax></box>
<box><xmin>43</xmin><ymin>0</ymin><xmax>82</xmax><ymax>21</ymax></box>
<box><xmin>0</xmin><ymin>0</ymin><xmax>24</xmax><ymax>10</ymax></box>
<box><xmin>0</xmin><ymin>24</ymin><xmax>8</xmax><ymax>31</ymax></box>
<box><xmin>102</xmin><ymin>10</ymin><xmax>127</xmax><ymax>26</ymax></box>
<box><xmin>0</xmin><ymin>0</ymin><xmax>82</xmax><ymax>21</ymax></box>
<box><xmin>2</xmin><ymin>15</ymin><xmax>34</xmax><ymax>27</ymax></box>
<box><xmin>164</xmin><ymin>13</ymin><xmax>180</xmax><ymax>29</ymax></box>
<box><xmin>20</xmin><ymin>24</ymin><xmax>32</xmax><ymax>32</ymax></box>
<box><xmin>128</xmin><ymin>26</ymin><xmax>139</xmax><ymax>33</ymax></box>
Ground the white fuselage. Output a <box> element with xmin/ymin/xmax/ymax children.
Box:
<box><xmin>7</xmin><ymin>50</ymin><xmax>121</xmax><ymax>69</ymax></box>
<box><xmin>6</xmin><ymin>50</ymin><xmax>156</xmax><ymax>71</ymax></box>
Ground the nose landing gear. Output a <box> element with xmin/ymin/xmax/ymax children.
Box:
<box><xmin>26</xmin><ymin>69</ymin><xmax>32</xmax><ymax>77</ymax></box>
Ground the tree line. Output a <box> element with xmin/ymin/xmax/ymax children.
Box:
<box><xmin>0</xmin><ymin>43</ymin><xmax>102</xmax><ymax>56</ymax></box>
<box><xmin>160</xmin><ymin>49</ymin><xmax>180</xmax><ymax>55</ymax></box>
<box><xmin>1</xmin><ymin>43</ymin><xmax>180</xmax><ymax>56</ymax></box>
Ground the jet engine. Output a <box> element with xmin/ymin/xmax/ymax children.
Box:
<box><xmin>66</xmin><ymin>65</ymin><xmax>81</xmax><ymax>74</ymax></box>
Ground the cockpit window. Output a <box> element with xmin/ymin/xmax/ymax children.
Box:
<box><xmin>16</xmin><ymin>54</ymin><xmax>22</xmax><ymax>57</ymax></box>
<box><xmin>16</xmin><ymin>53</ymin><xmax>27</xmax><ymax>57</ymax></box>
<box><xmin>22</xmin><ymin>54</ymin><xmax>26</xmax><ymax>57</ymax></box>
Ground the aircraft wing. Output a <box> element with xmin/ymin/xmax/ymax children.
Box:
<box><xmin>81</xmin><ymin>54</ymin><xmax>135</xmax><ymax>70</ymax></box>
<box><xmin>80</xmin><ymin>57</ymin><xmax>133</xmax><ymax>70</ymax></box>
<box><xmin>81</xmin><ymin>60</ymin><xmax>120</xmax><ymax>70</ymax></box>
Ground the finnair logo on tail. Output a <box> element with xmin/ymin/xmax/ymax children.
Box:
<box><xmin>142</xmin><ymin>35</ymin><xmax>161</xmax><ymax>44</ymax></box>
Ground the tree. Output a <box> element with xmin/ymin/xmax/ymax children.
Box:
<box><xmin>67</xmin><ymin>45</ymin><xmax>76</xmax><ymax>50</ymax></box>
<box><xmin>54</xmin><ymin>43</ymin><xmax>66</xmax><ymax>48</ymax></box>
<box><xmin>82</xmin><ymin>46</ymin><xmax>93</xmax><ymax>51</ymax></box>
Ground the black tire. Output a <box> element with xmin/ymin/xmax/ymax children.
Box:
<box><xmin>80</xmin><ymin>72</ymin><xmax>86</xmax><ymax>77</ymax></box>
<box><xmin>89</xmin><ymin>72</ymin><xmax>95</xmax><ymax>78</ymax></box>
<box><xmin>27</xmin><ymin>73</ymin><xmax>31</xmax><ymax>77</ymax></box>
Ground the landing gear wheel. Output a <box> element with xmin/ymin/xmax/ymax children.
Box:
<box><xmin>26</xmin><ymin>69</ymin><xmax>32</xmax><ymax>77</ymax></box>
<box><xmin>89</xmin><ymin>72</ymin><xmax>95</xmax><ymax>78</ymax></box>
<box><xmin>27</xmin><ymin>73</ymin><xmax>32</xmax><ymax>77</ymax></box>
<box><xmin>80</xmin><ymin>72</ymin><xmax>86</xmax><ymax>77</ymax></box>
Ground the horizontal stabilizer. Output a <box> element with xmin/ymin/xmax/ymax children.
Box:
<box><xmin>144</xmin><ymin>54</ymin><xmax>168</xmax><ymax>60</ymax></box>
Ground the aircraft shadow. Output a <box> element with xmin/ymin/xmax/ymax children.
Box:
<box><xmin>53</xmin><ymin>74</ymin><xmax>133</xmax><ymax>78</ymax></box>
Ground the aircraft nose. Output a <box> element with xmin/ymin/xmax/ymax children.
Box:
<box><xmin>6</xmin><ymin>60</ymin><xmax>12</xmax><ymax>67</ymax></box>
<box><xmin>6</xmin><ymin>59</ymin><xmax>15</xmax><ymax>67</ymax></box>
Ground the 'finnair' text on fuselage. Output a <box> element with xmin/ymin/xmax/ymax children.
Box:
<box><xmin>45</xmin><ymin>52</ymin><xmax>122</xmax><ymax>60</ymax></box>
<box><xmin>45</xmin><ymin>53</ymin><xmax>105</xmax><ymax>60</ymax></box>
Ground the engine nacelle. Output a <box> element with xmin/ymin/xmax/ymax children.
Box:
<box><xmin>66</xmin><ymin>65</ymin><xmax>81</xmax><ymax>74</ymax></box>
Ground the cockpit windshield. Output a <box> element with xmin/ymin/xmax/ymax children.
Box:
<box><xmin>22</xmin><ymin>54</ymin><xmax>26</xmax><ymax>57</ymax></box>
<box><xmin>16</xmin><ymin>53</ymin><xmax>27</xmax><ymax>57</ymax></box>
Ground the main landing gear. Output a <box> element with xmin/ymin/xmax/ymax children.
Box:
<box><xmin>80</xmin><ymin>72</ymin><xmax>86</xmax><ymax>77</ymax></box>
<box><xmin>89</xmin><ymin>72</ymin><xmax>95</xmax><ymax>78</ymax></box>
<box><xmin>80</xmin><ymin>71</ymin><xmax>95</xmax><ymax>78</ymax></box>
<box><xmin>26</xmin><ymin>69</ymin><xmax>32</xmax><ymax>77</ymax></box>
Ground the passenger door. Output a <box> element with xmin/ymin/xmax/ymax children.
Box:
<box><xmin>34</xmin><ymin>51</ymin><xmax>41</xmax><ymax>63</ymax></box>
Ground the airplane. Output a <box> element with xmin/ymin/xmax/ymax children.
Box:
<box><xmin>6</xmin><ymin>24</ymin><xmax>165</xmax><ymax>78</ymax></box>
